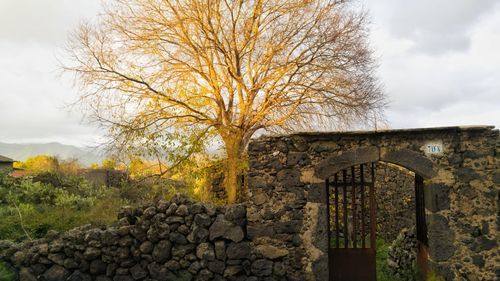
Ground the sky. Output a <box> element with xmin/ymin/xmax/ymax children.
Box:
<box><xmin>0</xmin><ymin>0</ymin><xmax>499</xmax><ymax>147</ymax></box>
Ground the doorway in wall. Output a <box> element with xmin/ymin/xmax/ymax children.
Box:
<box><xmin>326</xmin><ymin>162</ymin><xmax>428</xmax><ymax>281</ymax></box>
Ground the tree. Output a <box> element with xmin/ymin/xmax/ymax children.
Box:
<box><xmin>21</xmin><ymin>155</ymin><xmax>60</xmax><ymax>174</ymax></box>
<box><xmin>58</xmin><ymin>158</ymin><xmax>82</xmax><ymax>175</ymax></box>
<box><xmin>128</xmin><ymin>157</ymin><xmax>168</xmax><ymax>178</ymax></box>
<box><xmin>101</xmin><ymin>158</ymin><xmax>117</xmax><ymax>170</ymax></box>
<box><xmin>65</xmin><ymin>0</ymin><xmax>385</xmax><ymax>203</ymax></box>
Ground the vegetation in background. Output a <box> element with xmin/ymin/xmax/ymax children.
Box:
<box><xmin>0</xmin><ymin>170</ymin><xmax>117</xmax><ymax>241</ymax></box>
<box><xmin>100</xmin><ymin>158</ymin><xmax>119</xmax><ymax>170</ymax></box>
<box><xmin>376</xmin><ymin>239</ymin><xmax>445</xmax><ymax>281</ymax></box>
<box><xmin>128</xmin><ymin>158</ymin><xmax>168</xmax><ymax>179</ymax></box>
<box><xmin>377</xmin><ymin>239</ymin><xmax>399</xmax><ymax>281</ymax></box>
<box><xmin>14</xmin><ymin>155</ymin><xmax>59</xmax><ymax>174</ymax></box>
<box><xmin>0</xmin><ymin>261</ymin><xmax>15</xmax><ymax>281</ymax></box>
<box><xmin>14</xmin><ymin>156</ymin><xmax>86</xmax><ymax>176</ymax></box>
<box><xmin>0</xmin><ymin>152</ymin><xmax>221</xmax><ymax>242</ymax></box>
<box><xmin>171</xmin><ymin>156</ymin><xmax>227</xmax><ymax>204</ymax></box>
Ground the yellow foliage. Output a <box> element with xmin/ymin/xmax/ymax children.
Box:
<box><xmin>58</xmin><ymin>159</ymin><xmax>82</xmax><ymax>175</ymax></box>
<box><xmin>101</xmin><ymin>159</ymin><xmax>117</xmax><ymax>170</ymax></box>
<box><xmin>66</xmin><ymin>0</ymin><xmax>385</xmax><ymax>202</ymax></box>
<box><xmin>128</xmin><ymin>158</ymin><xmax>167</xmax><ymax>179</ymax></box>
<box><xmin>21</xmin><ymin>155</ymin><xmax>59</xmax><ymax>174</ymax></box>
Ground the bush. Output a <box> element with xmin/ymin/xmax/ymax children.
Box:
<box><xmin>0</xmin><ymin>159</ymin><xmax>228</xmax><ymax>243</ymax></box>
<box><xmin>0</xmin><ymin>170</ymin><xmax>123</xmax><ymax>242</ymax></box>
<box><xmin>377</xmin><ymin>239</ymin><xmax>400</xmax><ymax>281</ymax></box>
<box><xmin>0</xmin><ymin>261</ymin><xmax>15</xmax><ymax>281</ymax></box>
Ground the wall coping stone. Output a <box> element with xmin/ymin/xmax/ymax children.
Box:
<box><xmin>254</xmin><ymin>125</ymin><xmax>496</xmax><ymax>141</ymax></box>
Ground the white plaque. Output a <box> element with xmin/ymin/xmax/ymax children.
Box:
<box><xmin>424</xmin><ymin>142</ymin><xmax>443</xmax><ymax>155</ymax></box>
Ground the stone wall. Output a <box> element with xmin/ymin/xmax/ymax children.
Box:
<box><xmin>246</xmin><ymin>126</ymin><xmax>499</xmax><ymax>281</ymax></box>
<box><xmin>1</xmin><ymin>126</ymin><xmax>498</xmax><ymax>281</ymax></box>
<box><xmin>0</xmin><ymin>162</ymin><xmax>13</xmax><ymax>171</ymax></box>
<box><xmin>375</xmin><ymin>162</ymin><xmax>416</xmax><ymax>242</ymax></box>
<box><xmin>0</xmin><ymin>195</ymin><xmax>282</xmax><ymax>281</ymax></box>
<box><xmin>79</xmin><ymin>169</ymin><xmax>128</xmax><ymax>188</ymax></box>
<box><xmin>387</xmin><ymin>227</ymin><xmax>417</xmax><ymax>281</ymax></box>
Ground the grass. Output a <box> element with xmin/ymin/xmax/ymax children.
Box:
<box><xmin>376</xmin><ymin>239</ymin><xmax>401</xmax><ymax>281</ymax></box>
<box><xmin>0</xmin><ymin>195</ymin><xmax>123</xmax><ymax>242</ymax></box>
<box><xmin>0</xmin><ymin>261</ymin><xmax>15</xmax><ymax>281</ymax></box>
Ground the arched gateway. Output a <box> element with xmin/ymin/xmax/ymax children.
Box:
<box><xmin>246</xmin><ymin>126</ymin><xmax>499</xmax><ymax>281</ymax></box>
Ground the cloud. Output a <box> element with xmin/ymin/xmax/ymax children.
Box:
<box><xmin>367</xmin><ymin>0</ymin><xmax>499</xmax><ymax>54</ymax></box>
<box><xmin>366</xmin><ymin>0</ymin><xmax>500</xmax><ymax>129</ymax></box>
<box><xmin>0</xmin><ymin>0</ymin><xmax>100</xmax><ymax>46</ymax></box>
<box><xmin>0</xmin><ymin>42</ymin><xmax>103</xmax><ymax>146</ymax></box>
<box><xmin>0</xmin><ymin>0</ymin><xmax>498</xmax><ymax>147</ymax></box>
<box><xmin>0</xmin><ymin>0</ymin><xmax>102</xmax><ymax>146</ymax></box>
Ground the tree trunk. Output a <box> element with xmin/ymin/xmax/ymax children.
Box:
<box><xmin>221</xmin><ymin>133</ymin><xmax>245</xmax><ymax>203</ymax></box>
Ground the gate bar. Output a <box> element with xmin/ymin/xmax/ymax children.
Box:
<box><xmin>326</xmin><ymin>178</ymin><xmax>331</xmax><ymax>251</ymax></box>
<box><xmin>351</xmin><ymin>166</ymin><xmax>357</xmax><ymax>249</ymax></box>
<box><xmin>415</xmin><ymin>175</ymin><xmax>428</xmax><ymax>245</ymax></box>
<box><xmin>343</xmin><ymin>169</ymin><xmax>348</xmax><ymax>248</ymax></box>
<box><xmin>369</xmin><ymin>163</ymin><xmax>376</xmax><ymax>249</ymax></box>
<box><xmin>360</xmin><ymin>164</ymin><xmax>366</xmax><ymax>248</ymax></box>
<box><xmin>334</xmin><ymin>174</ymin><xmax>339</xmax><ymax>248</ymax></box>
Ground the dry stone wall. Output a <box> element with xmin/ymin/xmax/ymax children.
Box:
<box><xmin>387</xmin><ymin>227</ymin><xmax>418</xmax><ymax>281</ymax></box>
<box><xmin>375</xmin><ymin>162</ymin><xmax>416</xmax><ymax>242</ymax></box>
<box><xmin>0</xmin><ymin>195</ymin><xmax>285</xmax><ymax>281</ymax></box>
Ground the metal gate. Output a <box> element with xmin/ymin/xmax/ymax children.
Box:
<box><xmin>326</xmin><ymin>163</ymin><xmax>377</xmax><ymax>281</ymax></box>
<box><xmin>415</xmin><ymin>174</ymin><xmax>429</xmax><ymax>277</ymax></box>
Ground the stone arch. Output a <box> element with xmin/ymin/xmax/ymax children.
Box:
<box><xmin>315</xmin><ymin>146</ymin><xmax>379</xmax><ymax>180</ymax></box>
<box><xmin>380</xmin><ymin>148</ymin><xmax>437</xmax><ymax>179</ymax></box>
<box><xmin>315</xmin><ymin>146</ymin><xmax>437</xmax><ymax>180</ymax></box>
<box><xmin>315</xmin><ymin>146</ymin><xmax>437</xmax><ymax>280</ymax></box>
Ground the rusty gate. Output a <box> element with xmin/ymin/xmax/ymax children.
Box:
<box><xmin>327</xmin><ymin>163</ymin><xmax>429</xmax><ymax>280</ymax></box>
<box><xmin>327</xmin><ymin>163</ymin><xmax>377</xmax><ymax>281</ymax></box>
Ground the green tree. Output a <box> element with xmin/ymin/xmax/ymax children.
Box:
<box><xmin>66</xmin><ymin>0</ymin><xmax>385</xmax><ymax>202</ymax></box>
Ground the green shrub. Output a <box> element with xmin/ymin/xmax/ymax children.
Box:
<box><xmin>0</xmin><ymin>166</ymin><xmax>218</xmax><ymax>243</ymax></box>
<box><xmin>0</xmin><ymin>261</ymin><xmax>15</xmax><ymax>281</ymax></box>
<box><xmin>0</xmin><ymin>171</ymin><xmax>123</xmax><ymax>241</ymax></box>
<box><xmin>376</xmin><ymin>239</ymin><xmax>400</xmax><ymax>281</ymax></box>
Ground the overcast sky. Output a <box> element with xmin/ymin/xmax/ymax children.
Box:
<box><xmin>0</xmin><ymin>0</ymin><xmax>499</xmax><ymax>146</ymax></box>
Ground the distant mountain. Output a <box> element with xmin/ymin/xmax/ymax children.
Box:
<box><xmin>0</xmin><ymin>142</ymin><xmax>104</xmax><ymax>166</ymax></box>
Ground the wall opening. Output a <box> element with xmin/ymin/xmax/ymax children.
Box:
<box><xmin>326</xmin><ymin>162</ymin><xmax>428</xmax><ymax>281</ymax></box>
